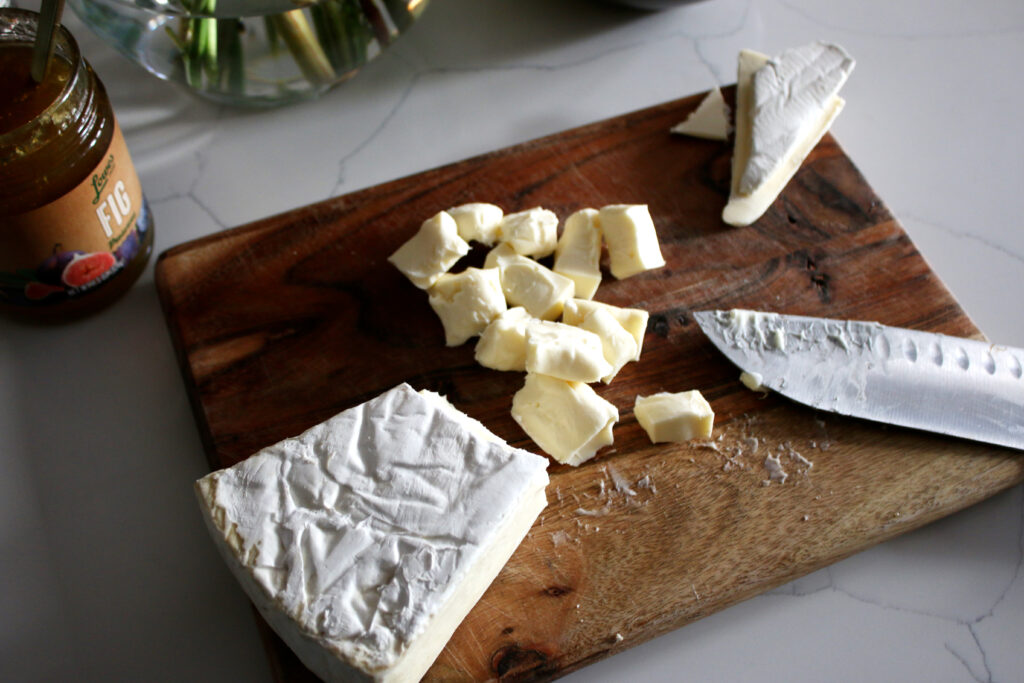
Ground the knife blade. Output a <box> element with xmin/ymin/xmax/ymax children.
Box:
<box><xmin>693</xmin><ymin>309</ymin><xmax>1024</xmax><ymax>451</ymax></box>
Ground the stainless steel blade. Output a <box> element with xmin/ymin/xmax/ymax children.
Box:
<box><xmin>694</xmin><ymin>310</ymin><xmax>1024</xmax><ymax>451</ymax></box>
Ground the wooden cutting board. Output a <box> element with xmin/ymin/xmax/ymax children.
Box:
<box><xmin>156</xmin><ymin>89</ymin><xmax>1024</xmax><ymax>682</ymax></box>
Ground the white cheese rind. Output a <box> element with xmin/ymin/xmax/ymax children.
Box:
<box><xmin>447</xmin><ymin>203</ymin><xmax>504</xmax><ymax>245</ymax></box>
<box><xmin>562</xmin><ymin>298</ymin><xmax>649</xmax><ymax>361</ymax></box>
<box><xmin>578</xmin><ymin>307</ymin><xmax>638</xmax><ymax>384</ymax></box>
<box><xmin>723</xmin><ymin>43</ymin><xmax>854</xmax><ymax>227</ymax></box>
<box><xmin>670</xmin><ymin>86</ymin><xmax>731</xmax><ymax>141</ymax></box>
<box><xmin>499</xmin><ymin>207</ymin><xmax>559</xmax><ymax>258</ymax></box>
<box><xmin>511</xmin><ymin>373</ymin><xmax>618</xmax><ymax>466</ymax></box>
<box><xmin>428</xmin><ymin>267</ymin><xmax>507</xmax><ymax>346</ymax></box>
<box><xmin>195</xmin><ymin>384</ymin><xmax>549</xmax><ymax>683</ymax></box>
<box><xmin>598</xmin><ymin>204</ymin><xmax>666</xmax><ymax>279</ymax></box>
<box><xmin>553</xmin><ymin>208</ymin><xmax>603</xmax><ymax>300</ymax></box>
<box><xmin>388</xmin><ymin>211</ymin><xmax>471</xmax><ymax>289</ymax></box>
<box><xmin>524</xmin><ymin>320</ymin><xmax>612</xmax><ymax>383</ymax></box>
<box><xmin>634</xmin><ymin>390</ymin><xmax>714</xmax><ymax>443</ymax></box>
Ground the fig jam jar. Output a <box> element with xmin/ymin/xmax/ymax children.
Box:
<box><xmin>0</xmin><ymin>9</ymin><xmax>153</xmax><ymax>322</ymax></box>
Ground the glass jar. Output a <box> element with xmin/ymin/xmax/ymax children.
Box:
<box><xmin>0</xmin><ymin>8</ymin><xmax>153</xmax><ymax>322</ymax></box>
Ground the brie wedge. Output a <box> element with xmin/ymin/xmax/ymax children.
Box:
<box><xmin>195</xmin><ymin>384</ymin><xmax>549</xmax><ymax>683</ymax></box>
<box><xmin>670</xmin><ymin>86</ymin><xmax>730</xmax><ymax>141</ymax></box>
<box><xmin>723</xmin><ymin>42</ymin><xmax>855</xmax><ymax>227</ymax></box>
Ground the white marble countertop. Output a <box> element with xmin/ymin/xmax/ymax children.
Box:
<box><xmin>3</xmin><ymin>0</ymin><xmax>1022</xmax><ymax>680</ymax></box>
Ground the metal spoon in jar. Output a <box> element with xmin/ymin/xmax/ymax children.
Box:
<box><xmin>31</xmin><ymin>0</ymin><xmax>66</xmax><ymax>82</ymax></box>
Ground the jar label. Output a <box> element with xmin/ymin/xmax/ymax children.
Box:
<box><xmin>0</xmin><ymin>118</ymin><xmax>152</xmax><ymax>307</ymax></box>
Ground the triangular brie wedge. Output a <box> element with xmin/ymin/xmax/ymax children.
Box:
<box><xmin>723</xmin><ymin>42</ymin><xmax>855</xmax><ymax>227</ymax></box>
<box><xmin>670</xmin><ymin>86</ymin><xmax>730</xmax><ymax>140</ymax></box>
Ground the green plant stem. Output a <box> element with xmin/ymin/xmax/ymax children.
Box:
<box><xmin>216</xmin><ymin>19</ymin><xmax>244</xmax><ymax>93</ymax></box>
<box><xmin>270</xmin><ymin>9</ymin><xmax>336</xmax><ymax>85</ymax></box>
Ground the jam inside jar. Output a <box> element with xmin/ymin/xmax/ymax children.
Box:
<box><xmin>0</xmin><ymin>9</ymin><xmax>153</xmax><ymax>322</ymax></box>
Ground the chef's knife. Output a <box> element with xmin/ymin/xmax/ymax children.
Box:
<box><xmin>693</xmin><ymin>310</ymin><xmax>1024</xmax><ymax>451</ymax></box>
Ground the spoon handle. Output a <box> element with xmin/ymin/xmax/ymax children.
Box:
<box><xmin>31</xmin><ymin>0</ymin><xmax>66</xmax><ymax>83</ymax></box>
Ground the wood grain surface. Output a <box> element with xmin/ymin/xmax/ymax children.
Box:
<box><xmin>156</xmin><ymin>88</ymin><xmax>1024</xmax><ymax>682</ymax></box>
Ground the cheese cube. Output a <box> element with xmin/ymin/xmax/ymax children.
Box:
<box><xmin>195</xmin><ymin>383</ymin><xmax>549</xmax><ymax>683</ymax></box>
<box><xmin>562</xmin><ymin>298</ymin><xmax>649</xmax><ymax>361</ymax></box>
<box><xmin>499</xmin><ymin>207</ymin><xmax>559</xmax><ymax>258</ymax></box>
<box><xmin>484</xmin><ymin>241</ymin><xmax>530</xmax><ymax>271</ymax></box>
<box><xmin>578</xmin><ymin>308</ymin><xmax>638</xmax><ymax>384</ymax></box>
<box><xmin>553</xmin><ymin>208</ymin><xmax>603</xmax><ymax>300</ymax></box>
<box><xmin>512</xmin><ymin>373</ymin><xmax>618</xmax><ymax>466</ymax></box>
<box><xmin>524</xmin><ymin>320</ymin><xmax>612</xmax><ymax>383</ymax></box>
<box><xmin>447</xmin><ymin>202</ymin><xmax>504</xmax><ymax>245</ymax></box>
<box><xmin>388</xmin><ymin>211</ymin><xmax>471</xmax><ymax>290</ymax></box>
<box><xmin>634</xmin><ymin>390</ymin><xmax>714</xmax><ymax>443</ymax></box>
<box><xmin>428</xmin><ymin>267</ymin><xmax>507</xmax><ymax>346</ymax></box>
<box><xmin>599</xmin><ymin>204</ymin><xmax>666</xmax><ymax>279</ymax></box>
<box><xmin>500</xmin><ymin>258</ymin><xmax>575</xmax><ymax>321</ymax></box>
<box><xmin>475</xmin><ymin>306</ymin><xmax>534</xmax><ymax>371</ymax></box>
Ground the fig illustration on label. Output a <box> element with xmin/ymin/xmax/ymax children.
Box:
<box><xmin>0</xmin><ymin>199</ymin><xmax>152</xmax><ymax>306</ymax></box>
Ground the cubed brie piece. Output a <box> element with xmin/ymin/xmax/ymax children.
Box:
<box><xmin>447</xmin><ymin>202</ymin><xmax>504</xmax><ymax>245</ymax></box>
<box><xmin>578</xmin><ymin>308</ymin><xmax>638</xmax><ymax>384</ymax></box>
<box><xmin>553</xmin><ymin>208</ymin><xmax>603</xmax><ymax>300</ymax></box>
<box><xmin>499</xmin><ymin>207</ymin><xmax>559</xmax><ymax>258</ymax></box>
<box><xmin>562</xmin><ymin>298</ymin><xmax>649</xmax><ymax>361</ymax></box>
<box><xmin>474</xmin><ymin>306</ymin><xmax>534</xmax><ymax>371</ymax></box>
<box><xmin>723</xmin><ymin>42</ymin><xmax>855</xmax><ymax>227</ymax></box>
<box><xmin>634</xmin><ymin>390</ymin><xmax>714</xmax><ymax>443</ymax></box>
<box><xmin>500</xmin><ymin>258</ymin><xmax>575</xmax><ymax>321</ymax></box>
<box><xmin>483</xmin><ymin>241</ymin><xmax>527</xmax><ymax>271</ymax></box>
<box><xmin>388</xmin><ymin>211</ymin><xmax>470</xmax><ymax>289</ymax></box>
<box><xmin>428</xmin><ymin>267</ymin><xmax>507</xmax><ymax>346</ymax></box>
<box><xmin>195</xmin><ymin>383</ymin><xmax>549</xmax><ymax>683</ymax></box>
<box><xmin>599</xmin><ymin>204</ymin><xmax>666</xmax><ymax>279</ymax></box>
<box><xmin>524</xmin><ymin>320</ymin><xmax>612</xmax><ymax>383</ymax></box>
<box><xmin>670</xmin><ymin>86</ymin><xmax>731</xmax><ymax>141</ymax></box>
<box><xmin>512</xmin><ymin>373</ymin><xmax>618</xmax><ymax>466</ymax></box>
